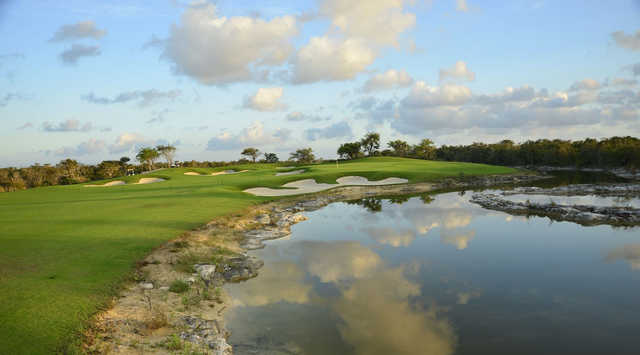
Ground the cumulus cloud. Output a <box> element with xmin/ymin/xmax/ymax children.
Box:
<box><xmin>59</xmin><ymin>44</ymin><xmax>100</xmax><ymax>65</ymax></box>
<box><xmin>569</xmin><ymin>78</ymin><xmax>600</xmax><ymax>91</ymax></box>
<box><xmin>439</xmin><ymin>61</ymin><xmax>475</xmax><ymax>82</ymax></box>
<box><xmin>404</xmin><ymin>81</ymin><xmax>473</xmax><ymax>107</ymax></box>
<box><xmin>610</xmin><ymin>78</ymin><xmax>638</xmax><ymax>87</ymax></box>
<box><xmin>605</xmin><ymin>244</ymin><xmax>640</xmax><ymax>270</ymax></box>
<box><xmin>109</xmin><ymin>133</ymin><xmax>153</xmax><ymax>153</ymax></box>
<box><xmin>285</xmin><ymin>111</ymin><xmax>330</xmax><ymax>122</ymax></box>
<box><xmin>42</xmin><ymin>119</ymin><xmax>93</xmax><ymax>132</ymax></box>
<box><xmin>52</xmin><ymin>138</ymin><xmax>106</xmax><ymax>156</ymax></box>
<box><xmin>456</xmin><ymin>0</ymin><xmax>469</xmax><ymax>12</ymax></box>
<box><xmin>305</xmin><ymin>121</ymin><xmax>353</xmax><ymax>141</ymax></box>
<box><xmin>440</xmin><ymin>230</ymin><xmax>476</xmax><ymax>250</ymax></box>
<box><xmin>291</xmin><ymin>37</ymin><xmax>376</xmax><ymax>83</ymax></box>
<box><xmin>242</xmin><ymin>87</ymin><xmax>286</xmax><ymax>111</ymax></box>
<box><xmin>365</xmin><ymin>227</ymin><xmax>415</xmax><ymax>247</ymax></box>
<box><xmin>207</xmin><ymin>121</ymin><xmax>290</xmax><ymax>150</ymax></box>
<box><xmin>319</xmin><ymin>0</ymin><xmax>416</xmax><ymax>46</ymax></box>
<box><xmin>363</xmin><ymin>69</ymin><xmax>414</xmax><ymax>92</ymax></box>
<box><xmin>163</xmin><ymin>3</ymin><xmax>297</xmax><ymax>85</ymax></box>
<box><xmin>612</xmin><ymin>30</ymin><xmax>640</xmax><ymax>51</ymax></box>
<box><xmin>49</xmin><ymin>21</ymin><xmax>106</xmax><ymax>42</ymax></box>
<box><xmin>82</xmin><ymin>89</ymin><xmax>181</xmax><ymax>107</ymax></box>
<box><xmin>295</xmin><ymin>240</ymin><xmax>381</xmax><ymax>283</ymax></box>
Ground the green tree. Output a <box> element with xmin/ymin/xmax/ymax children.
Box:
<box><xmin>360</xmin><ymin>132</ymin><xmax>380</xmax><ymax>156</ymax></box>
<box><xmin>136</xmin><ymin>147</ymin><xmax>160</xmax><ymax>171</ymax></box>
<box><xmin>241</xmin><ymin>147</ymin><xmax>260</xmax><ymax>162</ymax></box>
<box><xmin>290</xmin><ymin>148</ymin><xmax>315</xmax><ymax>164</ymax></box>
<box><xmin>387</xmin><ymin>140</ymin><xmax>410</xmax><ymax>156</ymax></box>
<box><xmin>263</xmin><ymin>152</ymin><xmax>279</xmax><ymax>163</ymax></box>
<box><xmin>413</xmin><ymin>139</ymin><xmax>436</xmax><ymax>160</ymax></box>
<box><xmin>337</xmin><ymin>142</ymin><xmax>362</xmax><ymax>160</ymax></box>
<box><xmin>156</xmin><ymin>145</ymin><xmax>177</xmax><ymax>167</ymax></box>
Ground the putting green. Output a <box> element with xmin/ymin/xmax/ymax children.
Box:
<box><xmin>0</xmin><ymin>157</ymin><xmax>516</xmax><ymax>353</ymax></box>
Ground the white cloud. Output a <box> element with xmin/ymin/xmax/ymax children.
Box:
<box><xmin>163</xmin><ymin>3</ymin><xmax>297</xmax><ymax>85</ymax></box>
<box><xmin>456</xmin><ymin>0</ymin><xmax>469</xmax><ymax>12</ymax></box>
<box><xmin>296</xmin><ymin>241</ymin><xmax>381</xmax><ymax>283</ymax></box>
<box><xmin>440</xmin><ymin>230</ymin><xmax>475</xmax><ymax>250</ymax></box>
<box><xmin>242</xmin><ymin>87</ymin><xmax>286</xmax><ymax>111</ymax></box>
<box><xmin>109</xmin><ymin>133</ymin><xmax>151</xmax><ymax>153</ymax></box>
<box><xmin>305</xmin><ymin>121</ymin><xmax>353</xmax><ymax>141</ymax></box>
<box><xmin>365</xmin><ymin>227</ymin><xmax>415</xmax><ymax>247</ymax></box>
<box><xmin>285</xmin><ymin>111</ymin><xmax>330</xmax><ymax>122</ymax></box>
<box><xmin>52</xmin><ymin>139</ymin><xmax>106</xmax><ymax>156</ymax></box>
<box><xmin>291</xmin><ymin>36</ymin><xmax>376</xmax><ymax>83</ymax></box>
<box><xmin>612</xmin><ymin>30</ymin><xmax>640</xmax><ymax>51</ymax></box>
<box><xmin>49</xmin><ymin>21</ymin><xmax>106</xmax><ymax>42</ymax></box>
<box><xmin>610</xmin><ymin>78</ymin><xmax>638</xmax><ymax>87</ymax></box>
<box><xmin>83</xmin><ymin>89</ymin><xmax>181</xmax><ymax>107</ymax></box>
<box><xmin>439</xmin><ymin>61</ymin><xmax>475</xmax><ymax>82</ymax></box>
<box><xmin>363</xmin><ymin>69</ymin><xmax>414</xmax><ymax>92</ymax></box>
<box><xmin>404</xmin><ymin>81</ymin><xmax>473</xmax><ymax>107</ymax></box>
<box><xmin>569</xmin><ymin>78</ymin><xmax>600</xmax><ymax>91</ymax></box>
<box><xmin>59</xmin><ymin>44</ymin><xmax>100</xmax><ymax>65</ymax></box>
<box><xmin>207</xmin><ymin>121</ymin><xmax>290</xmax><ymax>150</ymax></box>
<box><xmin>319</xmin><ymin>0</ymin><xmax>416</xmax><ymax>46</ymax></box>
<box><xmin>42</xmin><ymin>119</ymin><xmax>93</xmax><ymax>132</ymax></box>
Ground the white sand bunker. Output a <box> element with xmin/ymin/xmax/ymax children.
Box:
<box><xmin>184</xmin><ymin>172</ymin><xmax>201</xmax><ymax>176</ymax></box>
<box><xmin>244</xmin><ymin>176</ymin><xmax>408</xmax><ymax>196</ymax></box>
<box><xmin>275</xmin><ymin>169</ymin><xmax>305</xmax><ymax>176</ymax></box>
<box><xmin>85</xmin><ymin>180</ymin><xmax>126</xmax><ymax>187</ymax></box>
<box><xmin>211</xmin><ymin>169</ymin><xmax>248</xmax><ymax>176</ymax></box>
<box><xmin>277</xmin><ymin>166</ymin><xmax>295</xmax><ymax>169</ymax></box>
<box><xmin>135</xmin><ymin>178</ymin><xmax>165</xmax><ymax>184</ymax></box>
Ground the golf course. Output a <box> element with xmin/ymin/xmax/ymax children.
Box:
<box><xmin>0</xmin><ymin>157</ymin><xmax>516</xmax><ymax>353</ymax></box>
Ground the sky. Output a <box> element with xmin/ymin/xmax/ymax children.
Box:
<box><xmin>0</xmin><ymin>0</ymin><xmax>639</xmax><ymax>166</ymax></box>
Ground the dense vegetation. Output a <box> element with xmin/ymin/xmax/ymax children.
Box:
<box><xmin>0</xmin><ymin>157</ymin><xmax>515</xmax><ymax>353</ymax></box>
<box><xmin>340</xmin><ymin>135</ymin><xmax>640</xmax><ymax>170</ymax></box>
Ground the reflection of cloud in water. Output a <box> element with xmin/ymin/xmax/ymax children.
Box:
<box><xmin>294</xmin><ymin>241</ymin><xmax>381</xmax><ymax>282</ymax></box>
<box><xmin>605</xmin><ymin>244</ymin><xmax>640</xmax><ymax>270</ymax></box>
<box><xmin>334</xmin><ymin>267</ymin><xmax>456</xmax><ymax>355</ymax></box>
<box><xmin>456</xmin><ymin>290</ymin><xmax>482</xmax><ymax>304</ymax></box>
<box><xmin>364</xmin><ymin>227</ymin><xmax>416</xmax><ymax>247</ymax></box>
<box><xmin>231</xmin><ymin>261</ymin><xmax>312</xmax><ymax>307</ymax></box>
<box><xmin>441</xmin><ymin>230</ymin><xmax>476</xmax><ymax>250</ymax></box>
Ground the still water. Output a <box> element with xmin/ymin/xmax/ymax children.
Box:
<box><xmin>225</xmin><ymin>186</ymin><xmax>640</xmax><ymax>354</ymax></box>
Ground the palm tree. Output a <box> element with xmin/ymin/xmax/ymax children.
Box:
<box><xmin>136</xmin><ymin>147</ymin><xmax>159</xmax><ymax>171</ymax></box>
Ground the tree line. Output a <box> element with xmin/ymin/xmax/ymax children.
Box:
<box><xmin>337</xmin><ymin>134</ymin><xmax>640</xmax><ymax>169</ymax></box>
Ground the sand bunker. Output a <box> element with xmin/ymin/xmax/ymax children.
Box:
<box><xmin>85</xmin><ymin>180</ymin><xmax>126</xmax><ymax>187</ymax></box>
<box><xmin>244</xmin><ymin>176</ymin><xmax>409</xmax><ymax>196</ymax></box>
<box><xmin>277</xmin><ymin>166</ymin><xmax>295</xmax><ymax>169</ymax></box>
<box><xmin>135</xmin><ymin>178</ymin><xmax>165</xmax><ymax>184</ymax></box>
<box><xmin>184</xmin><ymin>172</ymin><xmax>201</xmax><ymax>176</ymax></box>
<box><xmin>211</xmin><ymin>170</ymin><xmax>248</xmax><ymax>176</ymax></box>
<box><xmin>275</xmin><ymin>169</ymin><xmax>305</xmax><ymax>176</ymax></box>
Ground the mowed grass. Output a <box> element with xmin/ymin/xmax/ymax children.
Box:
<box><xmin>0</xmin><ymin>157</ymin><xmax>516</xmax><ymax>353</ymax></box>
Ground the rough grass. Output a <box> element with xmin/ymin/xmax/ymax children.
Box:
<box><xmin>0</xmin><ymin>157</ymin><xmax>516</xmax><ymax>353</ymax></box>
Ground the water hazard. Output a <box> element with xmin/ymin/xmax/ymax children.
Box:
<box><xmin>224</xmin><ymin>175</ymin><xmax>640</xmax><ymax>355</ymax></box>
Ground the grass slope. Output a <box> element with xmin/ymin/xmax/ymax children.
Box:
<box><xmin>0</xmin><ymin>157</ymin><xmax>515</xmax><ymax>353</ymax></box>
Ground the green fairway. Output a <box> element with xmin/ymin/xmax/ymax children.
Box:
<box><xmin>0</xmin><ymin>157</ymin><xmax>516</xmax><ymax>353</ymax></box>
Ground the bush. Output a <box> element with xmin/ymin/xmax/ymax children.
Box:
<box><xmin>169</xmin><ymin>280</ymin><xmax>189</xmax><ymax>293</ymax></box>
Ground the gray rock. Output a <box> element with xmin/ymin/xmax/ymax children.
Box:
<box><xmin>255</xmin><ymin>214</ymin><xmax>271</xmax><ymax>225</ymax></box>
<box><xmin>194</xmin><ymin>264</ymin><xmax>216</xmax><ymax>282</ymax></box>
<box><xmin>138</xmin><ymin>282</ymin><xmax>154</xmax><ymax>290</ymax></box>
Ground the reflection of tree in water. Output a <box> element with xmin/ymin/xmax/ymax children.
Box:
<box><xmin>388</xmin><ymin>195</ymin><xmax>410</xmax><ymax>204</ymax></box>
<box><xmin>420</xmin><ymin>194</ymin><xmax>435</xmax><ymax>204</ymax></box>
<box><xmin>346</xmin><ymin>197</ymin><xmax>383</xmax><ymax>212</ymax></box>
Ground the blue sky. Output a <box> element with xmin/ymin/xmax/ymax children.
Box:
<box><xmin>1</xmin><ymin>0</ymin><xmax>639</xmax><ymax>166</ymax></box>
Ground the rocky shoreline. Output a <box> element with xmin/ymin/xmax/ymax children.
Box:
<box><xmin>527</xmin><ymin>166</ymin><xmax>640</xmax><ymax>181</ymax></box>
<box><xmin>470</xmin><ymin>193</ymin><xmax>640</xmax><ymax>227</ymax></box>
<box><xmin>502</xmin><ymin>184</ymin><xmax>640</xmax><ymax>197</ymax></box>
<box><xmin>83</xmin><ymin>173</ymin><xmax>551</xmax><ymax>354</ymax></box>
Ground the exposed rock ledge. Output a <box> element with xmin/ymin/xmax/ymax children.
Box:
<box><xmin>470</xmin><ymin>193</ymin><xmax>640</xmax><ymax>227</ymax></box>
<box><xmin>503</xmin><ymin>184</ymin><xmax>640</xmax><ymax>197</ymax></box>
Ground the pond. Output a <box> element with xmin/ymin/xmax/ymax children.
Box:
<box><xmin>224</xmin><ymin>177</ymin><xmax>640</xmax><ymax>355</ymax></box>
